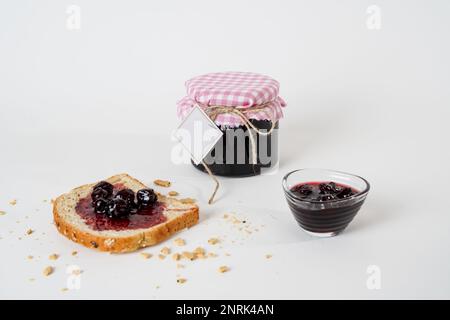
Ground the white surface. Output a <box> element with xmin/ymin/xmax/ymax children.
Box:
<box><xmin>1</xmin><ymin>0</ymin><xmax>450</xmax><ymax>299</ymax></box>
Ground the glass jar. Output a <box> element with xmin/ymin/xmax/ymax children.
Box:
<box><xmin>177</xmin><ymin>72</ymin><xmax>286</xmax><ymax>177</ymax></box>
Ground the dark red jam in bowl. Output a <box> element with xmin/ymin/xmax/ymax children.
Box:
<box><xmin>285</xmin><ymin>180</ymin><xmax>367</xmax><ymax>237</ymax></box>
<box><xmin>75</xmin><ymin>184</ymin><xmax>166</xmax><ymax>231</ymax></box>
<box><xmin>290</xmin><ymin>182</ymin><xmax>358</xmax><ymax>202</ymax></box>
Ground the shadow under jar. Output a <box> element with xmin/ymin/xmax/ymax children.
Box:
<box><xmin>177</xmin><ymin>71</ymin><xmax>287</xmax><ymax>177</ymax></box>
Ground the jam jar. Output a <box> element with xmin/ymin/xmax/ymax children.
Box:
<box><xmin>177</xmin><ymin>72</ymin><xmax>286</xmax><ymax>177</ymax></box>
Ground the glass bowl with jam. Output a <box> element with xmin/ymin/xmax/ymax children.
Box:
<box><xmin>282</xmin><ymin>168</ymin><xmax>370</xmax><ymax>237</ymax></box>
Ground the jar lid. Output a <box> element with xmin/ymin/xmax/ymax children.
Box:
<box><xmin>177</xmin><ymin>72</ymin><xmax>286</xmax><ymax>127</ymax></box>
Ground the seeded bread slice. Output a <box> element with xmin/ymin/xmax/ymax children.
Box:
<box><xmin>53</xmin><ymin>173</ymin><xmax>199</xmax><ymax>253</ymax></box>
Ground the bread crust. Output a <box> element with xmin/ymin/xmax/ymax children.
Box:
<box><xmin>53</xmin><ymin>174</ymin><xmax>199</xmax><ymax>253</ymax></box>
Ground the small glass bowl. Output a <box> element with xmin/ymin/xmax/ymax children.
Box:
<box><xmin>282</xmin><ymin>169</ymin><xmax>370</xmax><ymax>237</ymax></box>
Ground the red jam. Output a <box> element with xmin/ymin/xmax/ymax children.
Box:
<box><xmin>290</xmin><ymin>181</ymin><xmax>358</xmax><ymax>201</ymax></box>
<box><xmin>287</xmin><ymin>181</ymin><xmax>362</xmax><ymax>235</ymax></box>
<box><xmin>75</xmin><ymin>184</ymin><xmax>167</xmax><ymax>231</ymax></box>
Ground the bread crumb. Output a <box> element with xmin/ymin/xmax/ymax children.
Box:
<box><xmin>49</xmin><ymin>254</ymin><xmax>59</xmax><ymax>260</ymax></box>
<box><xmin>27</xmin><ymin>255</ymin><xmax>33</xmax><ymax>260</ymax></box>
<box><xmin>158</xmin><ymin>254</ymin><xmax>166</xmax><ymax>260</ymax></box>
<box><xmin>180</xmin><ymin>198</ymin><xmax>196</xmax><ymax>204</ymax></box>
<box><xmin>182</xmin><ymin>251</ymin><xmax>195</xmax><ymax>261</ymax></box>
<box><xmin>218</xmin><ymin>266</ymin><xmax>229</xmax><ymax>273</ymax></box>
<box><xmin>232</xmin><ymin>217</ymin><xmax>241</xmax><ymax>224</ymax></box>
<box><xmin>9</xmin><ymin>199</ymin><xmax>17</xmax><ymax>206</ymax></box>
<box><xmin>172</xmin><ymin>253</ymin><xmax>181</xmax><ymax>261</ymax></box>
<box><xmin>208</xmin><ymin>237</ymin><xmax>220</xmax><ymax>245</ymax></box>
<box><xmin>265</xmin><ymin>254</ymin><xmax>272</xmax><ymax>259</ymax></box>
<box><xmin>72</xmin><ymin>269</ymin><xmax>82</xmax><ymax>275</ymax></box>
<box><xmin>154</xmin><ymin>179</ymin><xmax>171</xmax><ymax>187</ymax></box>
<box><xmin>196</xmin><ymin>253</ymin><xmax>206</xmax><ymax>259</ymax></box>
<box><xmin>176</xmin><ymin>263</ymin><xmax>184</xmax><ymax>269</ymax></box>
<box><xmin>0</xmin><ymin>211</ymin><xmax>6</xmax><ymax>216</ymax></box>
<box><xmin>71</xmin><ymin>251</ymin><xmax>78</xmax><ymax>256</ymax></box>
<box><xmin>223</xmin><ymin>214</ymin><xmax>228</xmax><ymax>219</ymax></box>
<box><xmin>193</xmin><ymin>247</ymin><xmax>205</xmax><ymax>255</ymax></box>
<box><xmin>43</xmin><ymin>266</ymin><xmax>54</xmax><ymax>276</ymax></box>
<box><xmin>140</xmin><ymin>253</ymin><xmax>152</xmax><ymax>259</ymax></box>
<box><xmin>160</xmin><ymin>247</ymin><xmax>171</xmax><ymax>255</ymax></box>
<box><xmin>194</xmin><ymin>248</ymin><xmax>206</xmax><ymax>259</ymax></box>
<box><xmin>176</xmin><ymin>278</ymin><xmax>187</xmax><ymax>284</ymax></box>
<box><xmin>174</xmin><ymin>238</ymin><xmax>186</xmax><ymax>246</ymax></box>
<box><xmin>168</xmin><ymin>191</ymin><xmax>179</xmax><ymax>196</ymax></box>
<box><xmin>26</xmin><ymin>229</ymin><xmax>34</xmax><ymax>235</ymax></box>
<box><xmin>208</xmin><ymin>252</ymin><xmax>217</xmax><ymax>258</ymax></box>
<box><xmin>225</xmin><ymin>253</ymin><xmax>231</xmax><ymax>257</ymax></box>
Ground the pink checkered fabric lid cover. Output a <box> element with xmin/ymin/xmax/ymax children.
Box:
<box><xmin>177</xmin><ymin>72</ymin><xmax>286</xmax><ymax>127</ymax></box>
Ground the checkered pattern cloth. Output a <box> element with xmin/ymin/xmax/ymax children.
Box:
<box><xmin>177</xmin><ymin>72</ymin><xmax>286</xmax><ymax>127</ymax></box>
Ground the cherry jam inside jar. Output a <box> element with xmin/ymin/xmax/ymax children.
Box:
<box><xmin>192</xmin><ymin>119</ymin><xmax>279</xmax><ymax>177</ymax></box>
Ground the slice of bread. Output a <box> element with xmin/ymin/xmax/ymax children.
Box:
<box><xmin>53</xmin><ymin>173</ymin><xmax>199</xmax><ymax>253</ymax></box>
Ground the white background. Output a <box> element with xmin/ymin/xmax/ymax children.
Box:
<box><xmin>1</xmin><ymin>0</ymin><xmax>449</xmax><ymax>299</ymax></box>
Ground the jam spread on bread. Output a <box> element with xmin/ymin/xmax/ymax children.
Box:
<box><xmin>75</xmin><ymin>182</ymin><xmax>167</xmax><ymax>231</ymax></box>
